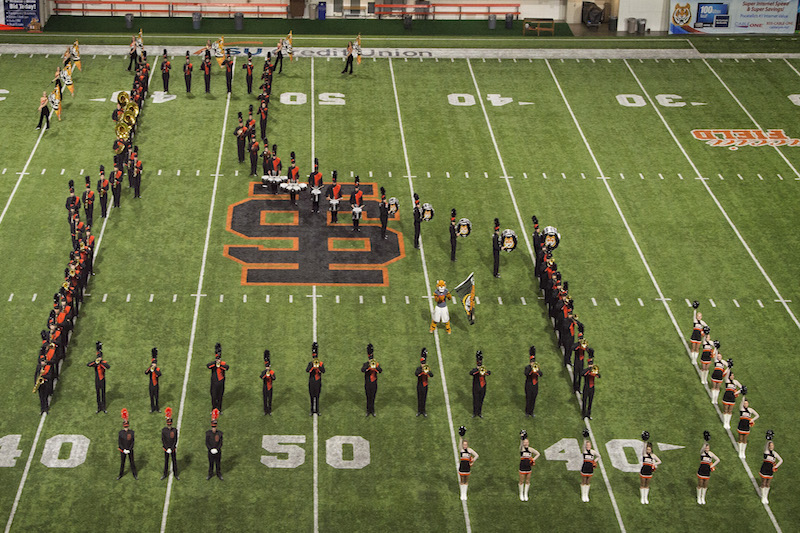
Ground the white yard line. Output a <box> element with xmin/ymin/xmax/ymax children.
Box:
<box><xmin>624</xmin><ymin>60</ymin><xmax>800</xmax><ymax>334</ymax></box>
<box><xmin>160</xmin><ymin>58</ymin><xmax>234</xmax><ymax>533</ymax></box>
<box><xmin>4</xmin><ymin>414</ymin><xmax>46</xmax><ymax>533</ymax></box>
<box><xmin>310</xmin><ymin>56</ymin><xmax>320</xmax><ymax>533</ymax></box>
<box><xmin>389</xmin><ymin>57</ymin><xmax>471</xmax><ymax>533</ymax></box>
<box><xmin>471</xmin><ymin>58</ymin><xmax>624</xmax><ymax>533</ymax></box>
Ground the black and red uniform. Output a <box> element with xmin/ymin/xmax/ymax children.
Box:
<box><xmin>581</xmin><ymin>366</ymin><xmax>599</xmax><ymax>419</ymax></box>
<box><xmin>309</xmin><ymin>169</ymin><xmax>323</xmax><ymax>213</ymax></box>
<box><xmin>326</xmin><ymin>179</ymin><xmax>342</xmax><ymax>223</ymax></box>
<box><xmin>183</xmin><ymin>57</ymin><xmax>193</xmax><ymax>93</ymax></box>
<box><xmin>523</xmin><ymin>362</ymin><xmax>542</xmax><ymax>417</ymax></box>
<box><xmin>287</xmin><ymin>162</ymin><xmax>300</xmax><ymax>205</ymax></box>
<box><xmin>738</xmin><ymin>406</ymin><xmax>754</xmax><ymax>436</ymax></box>
<box><xmin>350</xmin><ymin>186</ymin><xmax>364</xmax><ymax>232</ymax></box>
<box><xmin>520</xmin><ymin>447</ymin><xmax>535</xmax><ymax>474</ymax></box>
<box><xmin>415</xmin><ymin>361</ymin><xmax>433</xmax><ymax>416</ymax></box>
<box><xmin>469</xmin><ymin>366</ymin><xmax>490</xmax><ymax>418</ymax></box>
<box><xmin>145</xmin><ymin>364</ymin><xmax>161</xmax><ymax>412</ymax></box>
<box><xmin>243</xmin><ymin>59</ymin><xmax>254</xmax><ymax>94</ymax></box>
<box><xmin>249</xmin><ymin>140</ymin><xmax>260</xmax><ymax>177</ymax></box>
<box><xmin>361</xmin><ymin>358</ymin><xmax>382</xmax><ymax>416</ymax></box>
<box><xmin>111</xmin><ymin>168</ymin><xmax>123</xmax><ymax>208</ymax></box>
<box><xmin>161</xmin><ymin>423</ymin><xmax>179</xmax><ymax>479</ymax></box>
<box><xmin>572</xmin><ymin>342</ymin><xmax>587</xmax><ymax>392</ymax></box>
<box><xmin>235</xmin><ymin>121</ymin><xmax>246</xmax><ymax>163</ymax></box>
<box><xmin>117</xmin><ymin>428</ymin><xmax>137</xmax><ymax>479</ymax></box>
<box><xmin>36</xmin><ymin>362</ymin><xmax>53</xmax><ymax>414</ymax></box>
<box><xmin>97</xmin><ymin>174</ymin><xmax>109</xmax><ymax>218</ymax></box>
<box><xmin>306</xmin><ymin>358</ymin><xmax>325</xmax><ymax>415</ymax></box>
<box><xmin>207</xmin><ymin>358</ymin><xmax>229</xmax><ymax>412</ymax></box>
<box><xmin>201</xmin><ymin>57</ymin><xmax>212</xmax><ymax>93</ymax></box>
<box><xmin>459</xmin><ymin>449</ymin><xmax>473</xmax><ymax>476</ymax></box>
<box><xmin>260</xmin><ymin>366</ymin><xmax>276</xmax><ymax>415</ymax></box>
<box><xmin>206</xmin><ymin>427</ymin><xmax>223</xmax><ymax>479</ymax></box>
<box><xmin>258</xmin><ymin>101</ymin><xmax>268</xmax><ymax>140</ymax></box>
<box><xmin>222</xmin><ymin>57</ymin><xmax>233</xmax><ymax>93</ymax></box>
<box><xmin>87</xmin><ymin>357</ymin><xmax>110</xmax><ymax>412</ymax></box>
<box><xmin>161</xmin><ymin>57</ymin><xmax>171</xmax><ymax>92</ymax></box>
<box><xmin>132</xmin><ymin>158</ymin><xmax>143</xmax><ymax>199</ymax></box>
<box><xmin>81</xmin><ymin>183</ymin><xmax>95</xmax><ymax>227</ymax></box>
<box><xmin>697</xmin><ymin>450</ymin><xmax>713</xmax><ymax>480</ymax></box>
<box><xmin>65</xmin><ymin>191</ymin><xmax>80</xmax><ymax>223</ymax></box>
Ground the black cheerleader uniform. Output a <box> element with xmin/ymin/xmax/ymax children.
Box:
<box><xmin>690</xmin><ymin>318</ymin><xmax>703</xmax><ymax>345</ymax></box>
<box><xmin>459</xmin><ymin>449</ymin><xmax>473</xmax><ymax>476</ymax></box>
<box><xmin>738</xmin><ymin>407</ymin><xmax>754</xmax><ymax>435</ymax></box>
<box><xmin>710</xmin><ymin>361</ymin><xmax>725</xmax><ymax>384</ymax></box>
<box><xmin>640</xmin><ymin>453</ymin><xmax>655</xmax><ymax>479</ymax></box>
<box><xmin>722</xmin><ymin>379</ymin><xmax>738</xmax><ymax>406</ymax></box>
<box><xmin>760</xmin><ymin>450</ymin><xmax>776</xmax><ymax>479</ymax></box>
<box><xmin>700</xmin><ymin>340</ymin><xmax>713</xmax><ymax>367</ymax></box>
<box><xmin>697</xmin><ymin>450</ymin><xmax>713</xmax><ymax>480</ymax></box>
<box><xmin>581</xmin><ymin>450</ymin><xmax>596</xmax><ymax>477</ymax></box>
<box><xmin>520</xmin><ymin>447</ymin><xmax>534</xmax><ymax>474</ymax></box>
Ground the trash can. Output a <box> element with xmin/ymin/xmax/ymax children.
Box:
<box><xmin>637</xmin><ymin>18</ymin><xmax>646</xmax><ymax>34</ymax></box>
<box><xmin>124</xmin><ymin>13</ymin><xmax>133</xmax><ymax>29</ymax></box>
<box><xmin>317</xmin><ymin>2</ymin><xmax>326</xmax><ymax>20</ymax></box>
<box><xmin>310</xmin><ymin>3</ymin><xmax>317</xmax><ymax>19</ymax></box>
<box><xmin>488</xmin><ymin>14</ymin><xmax>496</xmax><ymax>30</ymax></box>
<box><xmin>234</xmin><ymin>12</ymin><xmax>244</xmax><ymax>30</ymax></box>
<box><xmin>626</xmin><ymin>17</ymin><xmax>636</xmax><ymax>34</ymax></box>
<box><xmin>403</xmin><ymin>13</ymin><xmax>412</xmax><ymax>29</ymax></box>
<box><xmin>608</xmin><ymin>15</ymin><xmax>617</xmax><ymax>32</ymax></box>
<box><xmin>505</xmin><ymin>13</ymin><xmax>513</xmax><ymax>29</ymax></box>
<box><xmin>192</xmin><ymin>12</ymin><xmax>202</xmax><ymax>30</ymax></box>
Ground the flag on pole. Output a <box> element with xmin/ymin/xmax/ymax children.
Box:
<box><xmin>454</xmin><ymin>272</ymin><xmax>475</xmax><ymax>325</ymax></box>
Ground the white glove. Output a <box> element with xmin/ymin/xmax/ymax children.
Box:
<box><xmin>211</xmin><ymin>448</ymin><xmax>218</xmax><ymax>455</ymax></box>
<box><xmin>124</xmin><ymin>449</ymin><xmax>130</xmax><ymax>455</ymax></box>
<box><xmin>166</xmin><ymin>449</ymin><xmax>172</xmax><ymax>454</ymax></box>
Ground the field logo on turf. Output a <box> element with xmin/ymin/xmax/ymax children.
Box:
<box><xmin>224</xmin><ymin>182</ymin><xmax>404</xmax><ymax>286</ymax></box>
<box><xmin>691</xmin><ymin>128</ymin><xmax>800</xmax><ymax>150</ymax></box>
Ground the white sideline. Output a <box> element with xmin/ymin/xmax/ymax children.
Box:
<box><xmin>468</xmin><ymin>58</ymin><xmax>625</xmax><ymax>533</ymax></box>
<box><xmin>622</xmin><ymin>59</ymin><xmax>782</xmax><ymax>532</ymax></box>
<box><xmin>388</xmin><ymin>58</ymin><xmax>471</xmax><ymax>533</ymax></box>
<box><xmin>160</xmin><ymin>58</ymin><xmax>234</xmax><ymax>533</ymax></box>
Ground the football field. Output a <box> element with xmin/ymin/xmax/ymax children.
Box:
<box><xmin>0</xmin><ymin>37</ymin><xmax>799</xmax><ymax>532</ymax></box>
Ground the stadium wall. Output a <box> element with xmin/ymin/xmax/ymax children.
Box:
<box><xmin>617</xmin><ymin>0</ymin><xmax>669</xmax><ymax>32</ymax></box>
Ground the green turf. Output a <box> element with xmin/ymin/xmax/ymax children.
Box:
<box><xmin>0</xmin><ymin>40</ymin><xmax>798</xmax><ymax>533</ymax></box>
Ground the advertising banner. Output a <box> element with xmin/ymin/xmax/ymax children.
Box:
<box><xmin>3</xmin><ymin>0</ymin><xmax>39</xmax><ymax>28</ymax></box>
<box><xmin>669</xmin><ymin>1</ymin><xmax>799</xmax><ymax>34</ymax></box>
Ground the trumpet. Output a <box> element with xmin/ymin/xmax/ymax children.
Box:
<box><xmin>478</xmin><ymin>365</ymin><xmax>487</xmax><ymax>376</ymax></box>
<box><xmin>313</xmin><ymin>359</ymin><xmax>320</xmax><ymax>368</ymax></box>
<box><xmin>421</xmin><ymin>363</ymin><xmax>431</xmax><ymax>374</ymax></box>
<box><xmin>33</xmin><ymin>375</ymin><xmax>45</xmax><ymax>393</ymax></box>
<box><xmin>590</xmin><ymin>364</ymin><xmax>599</xmax><ymax>376</ymax></box>
<box><xmin>369</xmin><ymin>359</ymin><xmax>377</xmax><ymax>370</ymax></box>
<box><xmin>530</xmin><ymin>362</ymin><xmax>540</xmax><ymax>373</ymax></box>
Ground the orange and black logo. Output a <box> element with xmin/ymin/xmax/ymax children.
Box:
<box><xmin>225</xmin><ymin>181</ymin><xmax>405</xmax><ymax>285</ymax></box>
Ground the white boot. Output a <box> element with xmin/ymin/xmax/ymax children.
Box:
<box><xmin>761</xmin><ymin>487</ymin><xmax>769</xmax><ymax>504</ymax></box>
<box><xmin>460</xmin><ymin>484</ymin><xmax>468</xmax><ymax>501</ymax></box>
<box><xmin>701</xmin><ymin>487</ymin><xmax>707</xmax><ymax>505</ymax></box>
<box><xmin>519</xmin><ymin>484</ymin><xmax>524</xmax><ymax>501</ymax></box>
<box><xmin>639</xmin><ymin>488</ymin><xmax>645</xmax><ymax>504</ymax></box>
<box><xmin>585</xmin><ymin>484</ymin><xmax>591</xmax><ymax>502</ymax></box>
<box><xmin>700</xmin><ymin>370</ymin><xmax>708</xmax><ymax>384</ymax></box>
<box><xmin>723</xmin><ymin>413</ymin><xmax>731</xmax><ymax>429</ymax></box>
<box><xmin>523</xmin><ymin>483</ymin><xmax>530</xmax><ymax>501</ymax></box>
<box><xmin>739</xmin><ymin>442</ymin><xmax>747</xmax><ymax>459</ymax></box>
<box><xmin>580</xmin><ymin>485</ymin><xmax>587</xmax><ymax>502</ymax></box>
<box><xmin>697</xmin><ymin>487</ymin><xmax>702</xmax><ymax>504</ymax></box>
<box><xmin>710</xmin><ymin>389</ymin><xmax>718</xmax><ymax>404</ymax></box>
<box><xmin>644</xmin><ymin>488</ymin><xmax>650</xmax><ymax>504</ymax></box>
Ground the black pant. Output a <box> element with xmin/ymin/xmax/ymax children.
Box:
<box><xmin>246</xmin><ymin>74</ymin><xmax>253</xmax><ymax>94</ymax></box>
<box><xmin>330</xmin><ymin>207</ymin><xmax>338</xmax><ymax>223</ymax></box>
<box><xmin>380</xmin><ymin>217</ymin><xmax>388</xmax><ymax>239</ymax></box>
<box><xmin>237</xmin><ymin>139</ymin><xmax>245</xmax><ymax>163</ymax></box>
<box><xmin>365</xmin><ymin>382</ymin><xmax>377</xmax><ymax>414</ymax></box>
<box><xmin>524</xmin><ymin>382</ymin><xmax>538</xmax><ymax>416</ymax></box>
<box><xmin>84</xmin><ymin>205</ymin><xmax>93</xmax><ymax>227</ymax></box>
<box><xmin>128</xmin><ymin>52</ymin><xmax>137</xmax><ymax>70</ymax></box>
<box><xmin>275</xmin><ymin>52</ymin><xmax>283</xmax><ymax>73</ymax></box>
<box><xmin>185</xmin><ymin>74</ymin><xmax>191</xmax><ymax>93</ymax></box>
<box><xmin>164</xmin><ymin>450</ymin><xmax>178</xmax><ymax>477</ymax></box>
<box><xmin>119</xmin><ymin>450</ymin><xmax>137</xmax><ymax>477</ymax></box>
<box><xmin>38</xmin><ymin>383</ymin><xmax>49</xmax><ymax>413</ymax></box>
<box><xmin>211</xmin><ymin>382</ymin><xmax>225</xmax><ymax>411</ymax></box>
<box><xmin>352</xmin><ymin>217</ymin><xmax>360</xmax><ymax>232</ymax></box>
<box><xmin>473</xmin><ymin>386</ymin><xmax>486</xmax><ymax>416</ymax></box>
<box><xmin>582</xmin><ymin>386</ymin><xmax>595</xmax><ymax>418</ymax></box>
<box><xmin>99</xmin><ymin>195</ymin><xmax>108</xmax><ymax>218</ymax></box>
<box><xmin>450</xmin><ymin>238</ymin><xmax>457</xmax><ymax>261</ymax></box>
<box><xmin>37</xmin><ymin>106</ymin><xmax>49</xmax><ymax>129</ymax></box>
<box><xmin>162</xmin><ymin>72</ymin><xmax>170</xmax><ymax>92</ymax></box>
<box><xmin>112</xmin><ymin>184</ymin><xmax>121</xmax><ymax>207</ymax></box>
<box><xmin>225</xmin><ymin>73</ymin><xmax>232</xmax><ymax>93</ymax></box>
<box><xmin>133</xmin><ymin>174</ymin><xmax>141</xmax><ymax>198</ymax></box>
<box><xmin>573</xmin><ymin>356</ymin><xmax>583</xmax><ymax>392</ymax></box>
<box><xmin>208</xmin><ymin>450</ymin><xmax>222</xmax><ymax>476</ymax></box>
<box><xmin>260</xmin><ymin>118</ymin><xmax>267</xmax><ymax>140</ymax></box>
<box><xmin>263</xmin><ymin>386</ymin><xmax>273</xmax><ymax>414</ymax></box>
<box><xmin>417</xmin><ymin>383</ymin><xmax>428</xmax><ymax>414</ymax></box>
<box><xmin>493</xmin><ymin>249</ymin><xmax>500</xmax><ymax>276</ymax></box>
<box><xmin>204</xmin><ymin>73</ymin><xmax>211</xmax><ymax>93</ymax></box>
<box><xmin>95</xmin><ymin>379</ymin><xmax>106</xmax><ymax>411</ymax></box>
<box><xmin>309</xmin><ymin>382</ymin><xmax>321</xmax><ymax>414</ymax></box>
<box><xmin>250</xmin><ymin>153</ymin><xmax>258</xmax><ymax>176</ymax></box>
<box><xmin>413</xmin><ymin>222</ymin><xmax>420</xmax><ymax>248</ymax></box>
<box><xmin>312</xmin><ymin>195</ymin><xmax>320</xmax><ymax>213</ymax></box>
<box><xmin>342</xmin><ymin>54</ymin><xmax>353</xmax><ymax>74</ymax></box>
<box><xmin>149</xmin><ymin>385</ymin><xmax>159</xmax><ymax>411</ymax></box>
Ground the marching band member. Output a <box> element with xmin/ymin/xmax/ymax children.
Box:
<box><xmin>699</xmin><ymin>327</ymin><xmax>714</xmax><ymax>384</ymax></box>
<box><xmin>458</xmin><ymin>427</ymin><xmax>478</xmax><ymax>500</ymax></box>
<box><xmin>97</xmin><ymin>166</ymin><xmax>109</xmax><ymax>218</ymax></box>
<box><xmin>70</xmin><ymin>40</ymin><xmax>82</xmax><ymax>71</ymax></box>
<box><xmin>242</xmin><ymin>52</ymin><xmax>254</xmax><ymax>94</ymax></box>
<box><xmin>379</xmin><ymin>188</ymin><xmax>389</xmax><ymax>240</ymax></box>
<box><xmin>286</xmin><ymin>152</ymin><xmax>300</xmax><ymax>206</ymax></box>
<box><xmin>639</xmin><ymin>435</ymin><xmax>661</xmax><ymax>504</ymax></box>
<box><xmin>469</xmin><ymin>351</ymin><xmax>490</xmax><ymax>418</ymax></box>
<box><xmin>342</xmin><ymin>41</ymin><xmax>354</xmax><ymax>75</ymax></box>
<box><xmin>222</xmin><ymin>51</ymin><xmax>234</xmax><ymax>93</ymax></box>
<box><xmin>145</xmin><ymin>348</ymin><xmax>161</xmax><ymax>413</ymax></box>
<box><xmin>696</xmin><ymin>431</ymin><xmax>719</xmax><ymax>504</ymax></box>
<box><xmin>580</xmin><ymin>431</ymin><xmax>599</xmax><ymax>502</ymax></box>
<box><xmin>249</xmin><ymin>138</ymin><xmax>260</xmax><ymax>177</ymax></box>
<box><xmin>721</xmin><ymin>371</ymin><xmax>742</xmax><ymax>429</ymax></box>
<box><xmin>270</xmin><ymin>144</ymin><xmax>282</xmax><ymax>176</ymax></box>
<box><xmin>430</xmin><ymin>279</ymin><xmax>452</xmax><ymax>334</ymax></box>
<box><xmin>759</xmin><ymin>433</ymin><xmax>782</xmax><ymax>504</ymax></box>
<box><xmin>413</xmin><ymin>193</ymin><xmax>422</xmax><ymax>249</ymax></box>
<box><xmin>492</xmin><ymin>219</ymin><xmax>502</xmax><ymax>278</ymax></box>
<box><xmin>326</xmin><ymin>170</ymin><xmax>342</xmax><ymax>223</ymax></box>
<box><xmin>350</xmin><ymin>176</ymin><xmax>364</xmax><ymax>232</ymax></box>
<box><xmin>234</xmin><ymin>113</ymin><xmax>246</xmax><ymax>163</ymax></box>
<box><xmin>736</xmin><ymin>396</ymin><xmax>759</xmax><ymax>459</ymax></box>
<box><xmin>581</xmin><ymin>354</ymin><xmax>600</xmax><ymax>420</ymax></box>
<box><xmin>523</xmin><ymin>346</ymin><xmax>542</xmax><ymax>417</ymax></box>
<box><xmin>261</xmin><ymin>143</ymin><xmax>274</xmax><ymax>180</ymax></box>
<box><xmin>35</xmin><ymin>355</ymin><xmax>53</xmax><ymax>415</ymax></box>
<box><xmin>309</xmin><ymin>161</ymin><xmax>323</xmax><ymax>214</ymax></box>
<box><xmin>81</xmin><ymin>176</ymin><xmax>94</xmax><ymax>227</ymax></box>
<box><xmin>274</xmin><ymin>39</ymin><xmax>284</xmax><ymax>74</ymax></box>
<box><xmin>450</xmin><ymin>209</ymin><xmax>458</xmax><ymax>262</ymax></box>
<box><xmin>207</xmin><ymin>343</ymin><xmax>229</xmax><ymax>413</ymax></box>
<box><xmin>261</xmin><ymin>350</ymin><xmax>276</xmax><ymax>416</ymax></box>
<box><xmin>415</xmin><ymin>348</ymin><xmax>433</xmax><ymax>417</ymax></box>
<box><xmin>258</xmin><ymin>98</ymin><xmax>268</xmax><ymax>140</ymax></box>
<box><xmin>518</xmin><ymin>430</ymin><xmax>540</xmax><ymax>501</ymax></box>
<box><xmin>161</xmin><ymin>407</ymin><xmax>179</xmax><ymax>480</ymax></box>
<box><xmin>306</xmin><ymin>342</ymin><xmax>324</xmax><ymax>416</ymax></box>
<box><xmin>572</xmin><ymin>332</ymin><xmax>588</xmax><ymax>392</ymax></box>
<box><xmin>201</xmin><ymin>54</ymin><xmax>212</xmax><ymax>93</ymax></box>
<box><xmin>709</xmin><ymin>351</ymin><xmax>727</xmax><ymax>404</ymax></box>
<box><xmin>361</xmin><ymin>343</ymin><xmax>382</xmax><ymax>417</ymax></box>
<box><xmin>690</xmin><ymin>301</ymin><xmax>706</xmax><ymax>362</ymax></box>
<box><xmin>160</xmin><ymin>49</ymin><xmax>171</xmax><ymax>93</ymax></box>
<box><xmin>36</xmin><ymin>91</ymin><xmax>50</xmax><ymax>130</ymax></box>
<box><xmin>183</xmin><ymin>51</ymin><xmax>193</xmax><ymax>93</ymax></box>
<box><xmin>87</xmin><ymin>341</ymin><xmax>109</xmax><ymax>413</ymax></box>
<box><xmin>206</xmin><ymin>408</ymin><xmax>223</xmax><ymax>480</ymax></box>
<box><xmin>117</xmin><ymin>408</ymin><xmax>137</xmax><ymax>480</ymax></box>
<box><xmin>128</xmin><ymin>35</ymin><xmax>137</xmax><ymax>71</ymax></box>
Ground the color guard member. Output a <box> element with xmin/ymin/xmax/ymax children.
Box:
<box><xmin>36</xmin><ymin>91</ymin><xmax>50</xmax><ymax>130</ymax></box>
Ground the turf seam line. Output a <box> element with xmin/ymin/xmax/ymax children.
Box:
<box><xmin>389</xmin><ymin>57</ymin><xmax>471</xmax><ymax>533</ymax></box>
<box><xmin>160</xmin><ymin>56</ymin><xmax>235</xmax><ymax>533</ymax></box>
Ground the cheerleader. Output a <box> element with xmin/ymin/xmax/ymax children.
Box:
<box><xmin>721</xmin><ymin>372</ymin><xmax>742</xmax><ymax>429</ymax></box>
<box><xmin>759</xmin><ymin>436</ymin><xmax>782</xmax><ymax>504</ymax></box>
<box><xmin>689</xmin><ymin>301</ymin><xmax>706</xmax><ymax>361</ymax></box>
<box><xmin>580</xmin><ymin>433</ymin><xmax>599</xmax><ymax>502</ymax></box>
<box><xmin>518</xmin><ymin>431</ymin><xmax>540</xmax><ymax>502</ymax></box>
<box><xmin>699</xmin><ymin>330</ymin><xmax>714</xmax><ymax>384</ymax></box>
<box><xmin>696</xmin><ymin>433</ymin><xmax>720</xmax><ymax>504</ymax></box>
<box><xmin>709</xmin><ymin>351</ymin><xmax>727</xmax><ymax>404</ymax></box>
<box><xmin>458</xmin><ymin>431</ymin><xmax>478</xmax><ymax>501</ymax></box>
<box><xmin>639</xmin><ymin>441</ymin><xmax>661</xmax><ymax>504</ymax></box>
<box><xmin>736</xmin><ymin>397</ymin><xmax>759</xmax><ymax>459</ymax></box>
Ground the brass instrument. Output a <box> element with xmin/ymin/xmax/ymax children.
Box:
<box><xmin>121</xmin><ymin>111</ymin><xmax>136</xmax><ymax>128</ymax></box>
<box><xmin>117</xmin><ymin>91</ymin><xmax>131</xmax><ymax>107</ymax></box>
<box><xmin>590</xmin><ymin>364</ymin><xmax>599</xmax><ymax>376</ymax></box>
<box><xmin>530</xmin><ymin>362</ymin><xmax>540</xmax><ymax>373</ymax></box>
<box><xmin>62</xmin><ymin>281</ymin><xmax>70</xmax><ymax>290</ymax></box>
<box><xmin>369</xmin><ymin>359</ymin><xmax>377</xmax><ymax>370</ymax></box>
<box><xmin>478</xmin><ymin>365</ymin><xmax>487</xmax><ymax>376</ymax></box>
<box><xmin>421</xmin><ymin>363</ymin><xmax>431</xmax><ymax>374</ymax></box>
<box><xmin>313</xmin><ymin>359</ymin><xmax>320</xmax><ymax>368</ymax></box>
<box><xmin>33</xmin><ymin>375</ymin><xmax>45</xmax><ymax>393</ymax></box>
<box><xmin>115</xmin><ymin>123</ymin><xmax>131</xmax><ymax>141</ymax></box>
<box><xmin>125</xmin><ymin>101</ymin><xmax>139</xmax><ymax>118</ymax></box>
